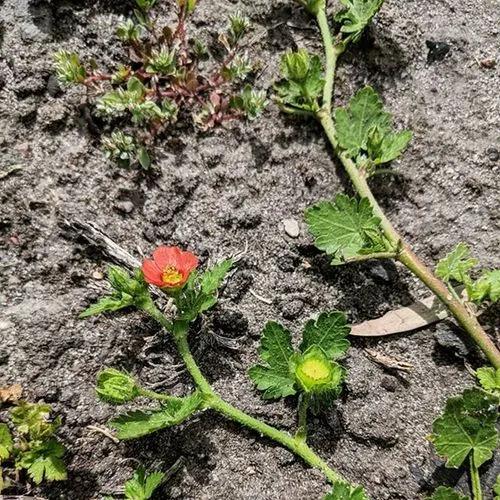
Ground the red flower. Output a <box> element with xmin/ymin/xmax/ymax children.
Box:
<box><xmin>141</xmin><ymin>246</ymin><xmax>199</xmax><ymax>289</ymax></box>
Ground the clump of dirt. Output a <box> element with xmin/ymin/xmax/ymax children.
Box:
<box><xmin>0</xmin><ymin>0</ymin><xmax>498</xmax><ymax>498</ymax></box>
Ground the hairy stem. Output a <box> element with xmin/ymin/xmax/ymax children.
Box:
<box><xmin>469</xmin><ymin>456</ymin><xmax>482</xmax><ymax>500</ymax></box>
<box><xmin>315</xmin><ymin>10</ymin><xmax>500</xmax><ymax>369</ymax></box>
<box><xmin>295</xmin><ymin>393</ymin><xmax>310</xmax><ymax>442</ymax></box>
<box><xmin>145</xmin><ymin>304</ymin><xmax>344</xmax><ymax>486</ymax></box>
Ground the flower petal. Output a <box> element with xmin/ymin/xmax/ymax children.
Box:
<box><xmin>141</xmin><ymin>259</ymin><xmax>164</xmax><ymax>286</ymax></box>
<box><xmin>152</xmin><ymin>246</ymin><xmax>182</xmax><ymax>270</ymax></box>
<box><xmin>178</xmin><ymin>251</ymin><xmax>199</xmax><ymax>274</ymax></box>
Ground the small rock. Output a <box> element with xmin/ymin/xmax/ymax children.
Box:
<box><xmin>46</xmin><ymin>75</ymin><xmax>61</xmax><ymax>97</ymax></box>
<box><xmin>282</xmin><ymin>218</ymin><xmax>300</xmax><ymax>238</ymax></box>
<box><xmin>486</xmin><ymin>147</ymin><xmax>499</xmax><ymax>162</ymax></box>
<box><xmin>367</xmin><ymin>262</ymin><xmax>394</xmax><ymax>284</ymax></box>
<box><xmin>114</xmin><ymin>201</ymin><xmax>134</xmax><ymax>214</ymax></box>
<box><xmin>434</xmin><ymin>325</ymin><xmax>471</xmax><ymax>358</ymax></box>
<box><xmin>92</xmin><ymin>270</ymin><xmax>104</xmax><ymax>280</ymax></box>
<box><xmin>426</xmin><ymin>40</ymin><xmax>451</xmax><ymax>64</ymax></box>
<box><xmin>380</xmin><ymin>376</ymin><xmax>398</xmax><ymax>392</ymax></box>
<box><xmin>479</xmin><ymin>58</ymin><xmax>496</xmax><ymax>69</ymax></box>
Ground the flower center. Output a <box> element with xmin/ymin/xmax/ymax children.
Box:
<box><xmin>161</xmin><ymin>265</ymin><xmax>183</xmax><ymax>286</ymax></box>
<box><xmin>299</xmin><ymin>358</ymin><xmax>331</xmax><ymax>381</ymax></box>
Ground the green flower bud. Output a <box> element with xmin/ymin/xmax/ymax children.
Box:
<box><xmin>294</xmin><ymin>347</ymin><xmax>343</xmax><ymax>393</ymax></box>
<box><xmin>296</xmin><ymin>0</ymin><xmax>325</xmax><ymax>15</ymax></box>
<box><xmin>96</xmin><ymin>368</ymin><xmax>139</xmax><ymax>404</ymax></box>
<box><xmin>281</xmin><ymin>49</ymin><xmax>312</xmax><ymax>82</ymax></box>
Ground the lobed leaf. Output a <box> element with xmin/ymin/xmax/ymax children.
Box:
<box><xmin>305</xmin><ymin>194</ymin><xmax>387</xmax><ymax>263</ymax></box>
<box><xmin>0</xmin><ymin>424</ymin><xmax>13</xmax><ymax>462</ymax></box>
<box><xmin>324</xmin><ymin>481</ymin><xmax>368</xmax><ymax>499</ymax></box>
<box><xmin>429</xmin><ymin>388</ymin><xmax>498</xmax><ymax>468</ymax></box>
<box><xmin>124</xmin><ymin>466</ymin><xmax>165</xmax><ymax>500</ymax></box>
<box><xmin>476</xmin><ymin>367</ymin><xmax>500</xmax><ymax>396</ymax></box>
<box><xmin>335</xmin><ymin>86</ymin><xmax>411</xmax><ymax>166</ymax></box>
<box><xmin>110</xmin><ymin>392</ymin><xmax>203</xmax><ymax>440</ymax></box>
<box><xmin>435</xmin><ymin>243</ymin><xmax>478</xmax><ymax>283</ymax></box>
<box><xmin>200</xmin><ymin>259</ymin><xmax>234</xmax><ymax>295</ymax></box>
<box><xmin>248</xmin><ymin>322</ymin><xmax>296</xmax><ymax>399</ymax></box>
<box><xmin>300</xmin><ymin>311</ymin><xmax>350</xmax><ymax>358</ymax></box>
<box><xmin>335</xmin><ymin>0</ymin><xmax>384</xmax><ymax>42</ymax></box>
<box><xmin>427</xmin><ymin>486</ymin><xmax>469</xmax><ymax>500</ymax></box>
<box><xmin>469</xmin><ymin>269</ymin><xmax>500</xmax><ymax>303</ymax></box>
<box><xmin>17</xmin><ymin>439</ymin><xmax>67</xmax><ymax>484</ymax></box>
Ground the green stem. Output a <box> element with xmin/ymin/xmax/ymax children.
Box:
<box><xmin>316</xmin><ymin>61</ymin><xmax>500</xmax><ymax>369</ymax></box>
<box><xmin>316</xmin><ymin>9</ymin><xmax>344</xmax><ymax>113</ymax></box>
<box><xmin>295</xmin><ymin>393</ymin><xmax>310</xmax><ymax>442</ymax></box>
<box><xmin>340</xmin><ymin>251</ymin><xmax>397</xmax><ymax>264</ymax></box>
<box><xmin>469</xmin><ymin>455</ymin><xmax>482</xmax><ymax>500</ymax></box>
<box><xmin>145</xmin><ymin>305</ymin><xmax>344</xmax><ymax>486</ymax></box>
<box><xmin>138</xmin><ymin>388</ymin><xmax>181</xmax><ymax>402</ymax></box>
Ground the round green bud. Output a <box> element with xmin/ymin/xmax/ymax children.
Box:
<box><xmin>96</xmin><ymin>368</ymin><xmax>139</xmax><ymax>404</ymax></box>
<box><xmin>294</xmin><ymin>347</ymin><xmax>343</xmax><ymax>393</ymax></box>
<box><xmin>282</xmin><ymin>49</ymin><xmax>311</xmax><ymax>82</ymax></box>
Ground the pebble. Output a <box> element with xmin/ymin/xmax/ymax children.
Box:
<box><xmin>92</xmin><ymin>270</ymin><xmax>104</xmax><ymax>280</ymax></box>
<box><xmin>486</xmin><ymin>147</ymin><xmax>499</xmax><ymax>162</ymax></box>
<box><xmin>282</xmin><ymin>218</ymin><xmax>300</xmax><ymax>238</ymax></box>
<box><xmin>114</xmin><ymin>200</ymin><xmax>134</xmax><ymax>214</ymax></box>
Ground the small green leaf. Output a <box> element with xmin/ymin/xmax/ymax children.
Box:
<box><xmin>427</xmin><ymin>486</ymin><xmax>469</xmax><ymax>500</ymax></box>
<box><xmin>494</xmin><ymin>475</ymin><xmax>500</xmax><ymax>500</ymax></box>
<box><xmin>305</xmin><ymin>194</ymin><xmax>387</xmax><ymax>263</ymax></box>
<box><xmin>248</xmin><ymin>322</ymin><xmax>296</xmax><ymax>399</ymax></box>
<box><xmin>335</xmin><ymin>86</ymin><xmax>411</xmax><ymax>166</ymax></box>
<box><xmin>137</xmin><ymin>147</ymin><xmax>151</xmax><ymax>170</ymax></box>
<box><xmin>17</xmin><ymin>439</ymin><xmax>67</xmax><ymax>484</ymax></box>
<box><xmin>324</xmin><ymin>480</ymin><xmax>368</xmax><ymax>499</ymax></box>
<box><xmin>10</xmin><ymin>402</ymin><xmax>56</xmax><ymax>441</ymax></box>
<box><xmin>476</xmin><ymin>367</ymin><xmax>500</xmax><ymax>396</ymax></box>
<box><xmin>80</xmin><ymin>294</ymin><xmax>134</xmax><ymax>318</ymax></box>
<box><xmin>335</xmin><ymin>0</ymin><xmax>384</xmax><ymax>42</ymax></box>
<box><xmin>200</xmin><ymin>259</ymin><xmax>233</xmax><ymax>295</ymax></box>
<box><xmin>0</xmin><ymin>424</ymin><xmax>13</xmax><ymax>462</ymax></box>
<box><xmin>124</xmin><ymin>466</ymin><xmax>165</xmax><ymax>500</ymax></box>
<box><xmin>96</xmin><ymin>368</ymin><xmax>140</xmax><ymax>404</ymax></box>
<box><xmin>435</xmin><ymin>243</ymin><xmax>478</xmax><ymax>283</ymax></box>
<box><xmin>469</xmin><ymin>269</ymin><xmax>500</xmax><ymax>304</ymax></box>
<box><xmin>429</xmin><ymin>388</ymin><xmax>498</xmax><ymax>468</ymax></box>
<box><xmin>300</xmin><ymin>311</ymin><xmax>350</xmax><ymax>358</ymax></box>
<box><xmin>110</xmin><ymin>392</ymin><xmax>203</xmax><ymax>440</ymax></box>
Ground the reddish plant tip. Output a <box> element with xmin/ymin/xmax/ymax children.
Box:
<box><xmin>142</xmin><ymin>246</ymin><xmax>199</xmax><ymax>289</ymax></box>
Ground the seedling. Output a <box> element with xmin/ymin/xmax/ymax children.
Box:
<box><xmin>277</xmin><ymin>0</ymin><xmax>500</xmax><ymax>368</ymax></box>
<box><xmin>105</xmin><ymin>466</ymin><xmax>165</xmax><ymax>500</ymax></box>
<box><xmin>54</xmin><ymin>0</ymin><xmax>266</xmax><ymax>168</ymax></box>
<box><xmin>427</xmin><ymin>367</ymin><xmax>499</xmax><ymax>499</ymax></box>
<box><xmin>0</xmin><ymin>402</ymin><xmax>67</xmax><ymax>492</ymax></box>
<box><xmin>82</xmin><ymin>246</ymin><xmax>366</xmax><ymax>497</ymax></box>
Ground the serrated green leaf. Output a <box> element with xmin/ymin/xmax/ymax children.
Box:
<box><xmin>80</xmin><ymin>294</ymin><xmax>134</xmax><ymax>318</ymax></box>
<box><xmin>17</xmin><ymin>439</ymin><xmax>67</xmax><ymax>484</ymax></box>
<box><xmin>427</xmin><ymin>486</ymin><xmax>469</xmax><ymax>500</ymax></box>
<box><xmin>300</xmin><ymin>311</ymin><xmax>350</xmax><ymax>358</ymax></box>
<box><xmin>305</xmin><ymin>194</ymin><xmax>387</xmax><ymax>263</ymax></box>
<box><xmin>200</xmin><ymin>259</ymin><xmax>234</xmax><ymax>295</ymax></box>
<box><xmin>476</xmin><ymin>367</ymin><xmax>500</xmax><ymax>396</ymax></box>
<box><xmin>335</xmin><ymin>86</ymin><xmax>411</xmax><ymax>166</ymax></box>
<box><xmin>335</xmin><ymin>0</ymin><xmax>384</xmax><ymax>42</ymax></box>
<box><xmin>124</xmin><ymin>466</ymin><xmax>165</xmax><ymax>500</ymax></box>
<box><xmin>435</xmin><ymin>243</ymin><xmax>478</xmax><ymax>283</ymax></box>
<box><xmin>0</xmin><ymin>424</ymin><xmax>13</xmax><ymax>462</ymax></box>
<box><xmin>324</xmin><ymin>480</ymin><xmax>368</xmax><ymax>499</ymax></box>
<box><xmin>110</xmin><ymin>392</ymin><xmax>203</xmax><ymax>440</ymax></box>
<box><xmin>469</xmin><ymin>269</ymin><xmax>500</xmax><ymax>304</ymax></box>
<box><xmin>429</xmin><ymin>388</ymin><xmax>498</xmax><ymax>468</ymax></box>
<box><xmin>249</xmin><ymin>322</ymin><xmax>296</xmax><ymax>399</ymax></box>
<box><xmin>10</xmin><ymin>402</ymin><xmax>56</xmax><ymax>441</ymax></box>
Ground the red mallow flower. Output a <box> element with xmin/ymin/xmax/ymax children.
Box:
<box><xmin>142</xmin><ymin>246</ymin><xmax>199</xmax><ymax>289</ymax></box>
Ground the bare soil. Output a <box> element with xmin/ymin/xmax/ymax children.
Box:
<box><xmin>0</xmin><ymin>0</ymin><xmax>499</xmax><ymax>498</ymax></box>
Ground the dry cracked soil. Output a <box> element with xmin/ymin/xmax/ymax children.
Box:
<box><xmin>0</xmin><ymin>0</ymin><xmax>499</xmax><ymax>499</ymax></box>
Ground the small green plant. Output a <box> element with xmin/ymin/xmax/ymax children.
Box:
<box><xmin>105</xmin><ymin>466</ymin><xmax>165</xmax><ymax>500</ymax></box>
<box><xmin>54</xmin><ymin>0</ymin><xmax>266</xmax><ymax>168</ymax></box>
<box><xmin>277</xmin><ymin>0</ymin><xmax>500</xmax><ymax>368</ymax></box>
<box><xmin>0</xmin><ymin>402</ymin><xmax>67</xmax><ymax>492</ymax></box>
<box><xmin>427</xmin><ymin>368</ymin><xmax>499</xmax><ymax>500</ymax></box>
<box><xmin>82</xmin><ymin>245</ymin><xmax>366</xmax><ymax>497</ymax></box>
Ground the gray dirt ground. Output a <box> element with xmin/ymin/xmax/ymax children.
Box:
<box><xmin>0</xmin><ymin>0</ymin><xmax>499</xmax><ymax>498</ymax></box>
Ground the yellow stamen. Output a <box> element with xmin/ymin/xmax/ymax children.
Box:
<box><xmin>162</xmin><ymin>265</ymin><xmax>183</xmax><ymax>286</ymax></box>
